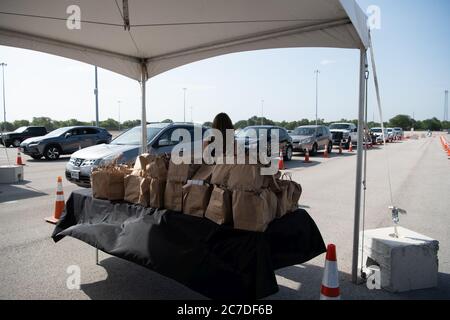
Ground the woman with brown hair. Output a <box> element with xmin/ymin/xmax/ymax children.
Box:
<box><xmin>204</xmin><ymin>112</ymin><xmax>235</xmax><ymax>158</ymax></box>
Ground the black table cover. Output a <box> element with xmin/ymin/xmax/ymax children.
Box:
<box><xmin>52</xmin><ymin>189</ymin><xmax>326</xmax><ymax>299</ymax></box>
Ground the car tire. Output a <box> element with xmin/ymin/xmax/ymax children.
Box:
<box><xmin>44</xmin><ymin>145</ymin><xmax>61</xmax><ymax>160</ymax></box>
<box><xmin>310</xmin><ymin>143</ymin><xmax>318</xmax><ymax>156</ymax></box>
<box><xmin>327</xmin><ymin>141</ymin><xmax>333</xmax><ymax>153</ymax></box>
<box><xmin>284</xmin><ymin>146</ymin><xmax>293</xmax><ymax>161</ymax></box>
<box><xmin>31</xmin><ymin>155</ymin><xmax>42</xmax><ymax>160</ymax></box>
<box><xmin>12</xmin><ymin>139</ymin><xmax>21</xmax><ymax>147</ymax></box>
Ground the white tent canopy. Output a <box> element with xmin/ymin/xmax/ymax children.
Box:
<box><xmin>0</xmin><ymin>0</ymin><xmax>372</xmax><ymax>284</ymax></box>
<box><xmin>0</xmin><ymin>0</ymin><xmax>368</xmax><ymax>80</ymax></box>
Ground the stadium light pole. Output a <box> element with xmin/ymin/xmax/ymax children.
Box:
<box><xmin>261</xmin><ymin>100</ymin><xmax>264</xmax><ymax>125</ymax></box>
<box><xmin>1</xmin><ymin>62</ymin><xmax>6</xmax><ymax>131</ymax></box>
<box><xmin>183</xmin><ymin>88</ymin><xmax>187</xmax><ymax>122</ymax></box>
<box><xmin>314</xmin><ymin>69</ymin><xmax>320</xmax><ymax>126</ymax></box>
<box><xmin>118</xmin><ymin>100</ymin><xmax>121</xmax><ymax>131</ymax></box>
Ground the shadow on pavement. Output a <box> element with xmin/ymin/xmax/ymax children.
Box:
<box><xmin>0</xmin><ymin>183</ymin><xmax>48</xmax><ymax>203</ymax></box>
<box><xmin>26</xmin><ymin>156</ymin><xmax>71</xmax><ymax>163</ymax></box>
<box><xmin>273</xmin><ymin>263</ymin><xmax>450</xmax><ymax>300</ymax></box>
<box><xmin>81</xmin><ymin>257</ymin><xmax>205</xmax><ymax>300</ymax></box>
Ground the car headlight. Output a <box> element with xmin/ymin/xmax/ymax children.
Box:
<box><xmin>81</xmin><ymin>159</ymin><xmax>98</xmax><ymax>167</ymax></box>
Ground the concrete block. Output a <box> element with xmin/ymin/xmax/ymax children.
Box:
<box><xmin>0</xmin><ymin>165</ymin><xmax>24</xmax><ymax>183</ymax></box>
<box><xmin>361</xmin><ymin>227</ymin><xmax>439</xmax><ymax>293</ymax></box>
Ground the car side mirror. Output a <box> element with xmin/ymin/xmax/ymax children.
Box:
<box><xmin>65</xmin><ymin>133</ymin><xmax>71</xmax><ymax>139</ymax></box>
<box><xmin>158</xmin><ymin>138</ymin><xmax>171</xmax><ymax>147</ymax></box>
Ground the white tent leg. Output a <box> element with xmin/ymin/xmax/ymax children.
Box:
<box><xmin>352</xmin><ymin>48</ymin><xmax>367</xmax><ymax>284</ymax></box>
<box><xmin>140</xmin><ymin>63</ymin><xmax>148</xmax><ymax>154</ymax></box>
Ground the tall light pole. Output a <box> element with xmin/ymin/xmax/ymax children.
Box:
<box><xmin>117</xmin><ymin>100</ymin><xmax>121</xmax><ymax>131</ymax></box>
<box><xmin>94</xmin><ymin>66</ymin><xmax>99</xmax><ymax>127</ymax></box>
<box><xmin>183</xmin><ymin>88</ymin><xmax>187</xmax><ymax>122</ymax></box>
<box><xmin>190</xmin><ymin>106</ymin><xmax>193</xmax><ymax>122</ymax></box>
<box><xmin>314</xmin><ymin>70</ymin><xmax>320</xmax><ymax>127</ymax></box>
<box><xmin>261</xmin><ymin>100</ymin><xmax>264</xmax><ymax>125</ymax></box>
<box><xmin>444</xmin><ymin>90</ymin><xmax>449</xmax><ymax>122</ymax></box>
<box><xmin>1</xmin><ymin>63</ymin><xmax>6</xmax><ymax>132</ymax></box>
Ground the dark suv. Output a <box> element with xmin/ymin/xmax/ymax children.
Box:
<box><xmin>235</xmin><ymin>125</ymin><xmax>293</xmax><ymax>161</ymax></box>
<box><xmin>0</xmin><ymin>126</ymin><xmax>47</xmax><ymax>147</ymax></box>
<box><xmin>20</xmin><ymin>126</ymin><xmax>112</xmax><ymax>160</ymax></box>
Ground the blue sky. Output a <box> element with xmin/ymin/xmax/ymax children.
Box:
<box><xmin>0</xmin><ymin>0</ymin><xmax>449</xmax><ymax>125</ymax></box>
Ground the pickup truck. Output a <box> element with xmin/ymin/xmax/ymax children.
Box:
<box><xmin>329</xmin><ymin>123</ymin><xmax>358</xmax><ymax>149</ymax></box>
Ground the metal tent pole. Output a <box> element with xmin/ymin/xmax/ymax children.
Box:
<box><xmin>352</xmin><ymin>48</ymin><xmax>368</xmax><ymax>284</ymax></box>
<box><xmin>94</xmin><ymin>66</ymin><xmax>99</xmax><ymax>127</ymax></box>
<box><xmin>140</xmin><ymin>63</ymin><xmax>148</xmax><ymax>154</ymax></box>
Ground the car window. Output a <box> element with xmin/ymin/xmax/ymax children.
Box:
<box><xmin>157</xmin><ymin>128</ymin><xmax>184</xmax><ymax>146</ymax></box>
<box><xmin>80</xmin><ymin>128</ymin><xmax>98</xmax><ymax>135</ymax></box>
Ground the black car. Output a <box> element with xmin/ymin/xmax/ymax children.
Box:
<box><xmin>20</xmin><ymin>126</ymin><xmax>112</xmax><ymax>160</ymax></box>
<box><xmin>0</xmin><ymin>126</ymin><xmax>47</xmax><ymax>147</ymax></box>
<box><xmin>235</xmin><ymin>125</ymin><xmax>293</xmax><ymax>161</ymax></box>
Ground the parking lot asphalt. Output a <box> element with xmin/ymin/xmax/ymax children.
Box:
<box><xmin>0</xmin><ymin>134</ymin><xmax>449</xmax><ymax>300</ymax></box>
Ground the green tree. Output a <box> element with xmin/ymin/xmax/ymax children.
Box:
<box><xmin>100</xmin><ymin>118</ymin><xmax>120</xmax><ymax>130</ymax></box>
<box><xmin>122</xmin><ymin>120</ymin><xmax>141</xmax><ymax>129</ymax></box>
<box><xmin>421</xmin><ymin>118</ymin><xmax>442</xmax><ymax>131</ymax></box>
<box><xmin>31</xmin><ymin>117</ymin><xmax>54</xmax><ymax>131</ymax></box>
<box><xmin>0</xmin><ymin>121</ymin><xmax>14</xmax><ymax>132</ymax></box>
<box><xmin>13</xmin><ymin>120</ymin><xmax>30</xmax><ymax>129</ymax></box>
<box><xmin>389</xmin><ymin>115</ymin><xmax>412</xmax><ymax>130</ymax></box>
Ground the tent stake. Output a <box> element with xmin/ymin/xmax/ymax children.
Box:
<box><xmin>352</xmin><ymin>48</ymin><xmax>367</xmax><ymax>284</ymax></box>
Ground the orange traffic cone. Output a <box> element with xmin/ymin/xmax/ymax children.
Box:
<box><xmin>348</xmin><ymin>143</ymin><xmax>353</xmax><ymax>152</ymax></box>
<box><xmin>45</xmin><ymin>176</ymin><xmax>65</xmax><ymax>224</ymax></box>
<box><xmin>323</xmin><ymin>146</ymin><xmax>329</xmax><ymax>158</ymax></box>
<box><xmin>16</xmin><ymin>149</ymin><xmax>24</xmax><ymax>165</ymax></box>
<box><xmin>278</xmin><ymin>150</ymin><xmax>285</xmax><ymax>170</ymax></box>
<box><xmin>320</xmin><ymin>244</ymin><xmax>340</xmax><ymax>300</ymax></box>
<box><xmin>304</xmin><ymin>149</ymin><xmax>311</xmax><ymax>163</ymax></box>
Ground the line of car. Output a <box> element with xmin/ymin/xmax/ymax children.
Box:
<box><xmin>1</xmin><ymin>123</ymin><xmax>404</xmax><ymax>188</ymax></box>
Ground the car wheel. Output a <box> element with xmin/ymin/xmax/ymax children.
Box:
<box><xmin>31</xmin><ymin>155</ymin><xmax>42</xmax><ymax>160</ymax></box>
<box><xmin>284</xmin><ymin>146</ymin><xmax>293</xmax><ymax>161</ymax></box>
<box><xmin>327</xmin><ymin>141</ymin><xmax>333</xmax><ymax>153</ymax></box>
<box><xmin>12</xmin><ymin>139</ymin><xmax>21</xmax><ymax>147</ymax></box>
<box><xmin>44</xmin><ymin>145</ymin><xmax>61</xmax><ymax>160</ymax></box>
<box><xmin>310</xmin><ymin>143</ymin><xmax>318</xmax><ymax>156</ymax></box>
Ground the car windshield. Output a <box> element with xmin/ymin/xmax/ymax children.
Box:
<box><xmin>237</xmin><ymin>127</ymin><xmax>267</xmax><ymax>138</ymax></box>
<box><xmin>13</xmin><ymin>126</ymin><xmax>28</xmax><ymax>133</ymax></box>
<box><xmin>371</xmin><ymin>128</ymin><xmax>382</xmax><ymax>133</ymax></box>
<box><xmin>329</xmin><ymin>124</ymin><xmax>351</xmax><ymax>130</ymax></box>
<box><xmin>293</xmin><ymin>127</ymin><xmax>316</xmax><ymax>136</ymax></box>
<box><xmin>387</xmin><ymin>129</ymin><xmax>393</xmax><ymax>132</ymax></box>
<box><xmin>45</xmin><ymin>127</ymin><xmax>69</xmax><ymax>137</ymax></box>
<box><xmin>111</xmin><ymin>125</ymin><xmax>164</xmax><ymax>145</ymax></box>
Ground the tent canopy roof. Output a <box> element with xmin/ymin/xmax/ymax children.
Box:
<box><xmin>0</xmin><ymin>0</ymin><xmax>369</xmax><ymax>80</ymax></box>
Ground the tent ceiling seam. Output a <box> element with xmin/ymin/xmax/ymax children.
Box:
<box><xmin>147</xmin><ymin>18</ymin><xmax>353</xmax><ymax>63</ymax></box>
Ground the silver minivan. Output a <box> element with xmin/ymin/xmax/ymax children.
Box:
<box><xmin>290</xmin><ymin>125</ymin><xmax>333</xmax><ymax>156</ymax></box>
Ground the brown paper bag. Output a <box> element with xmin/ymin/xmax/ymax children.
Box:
<box><xmin>232</xmin><ymin>189</ymin><xmax>277</xmax><ymax>232</ymax></box>
<box><xmin>182</xmin><ymin>183</ymin><xmax>212</xmax><ymax>217</ymax></box>
<box><xmin>149</xmin><ymin>178</ymin><xmax>165</xmax><ymax>208</ymax></box>
<box><xmin>133</xmin><ymin>154</ymin><xmax>154</xmax><ymax>172</ymax></box>
<box><xmin>124</xmin><ymin>175</ymin><xmax>150</xmax><ymax>207</ymax></box>
<box><xmin>210</xmin><ymin>164</ymin><xmax>234</xmax><ymax>186</ymax></box>
<box><xmin>205</xmin><ymin>186</ymin><xmax>232</xmax><ymax>225</ymax></box>
<box><xmin>164</xmin><ymin>181</ymin><xmax>184</xmax><ymax>211</ymax></box>
<box><xmin>227</xmin><ymin>164</ymin><xmax>266</xmax><ymax>191</ymax></box>
<box><xmin>275</xmin><ymin>180</ymin><xmax>289</xmax><ymax>217</ymax></box>
<box><xmin>147</xmin><ymin>155</ymin><xmax>169</xmax><ymax>180</ymax></box>
<box><xmin>91</xmin><ymin>168</ymin><xmax>126</xmax><ymax>201</ymax></box>
<box><xmin>167</xmin><ymin>160</ymin><xmax>200</xmax><ymax>183</ymax></box>
<box><xmin>191</xmin><ymin>164</ymin><xmax>215</xmax><ymax>182</ymax></box>
<box><xmin>278</xmin><ymin>173</ymin><xmax>302</xmax><ymax>213</ymax></box>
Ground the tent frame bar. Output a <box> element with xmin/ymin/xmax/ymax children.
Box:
<box><xmin>140</xmin><ymin>62</ymin><xmax>148</xmax><ymax>154</ymax></box>
<box><xmin>352</xmin><ymin>48</ymin><xmax>367</xmax><ymax>283</ymax></box>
